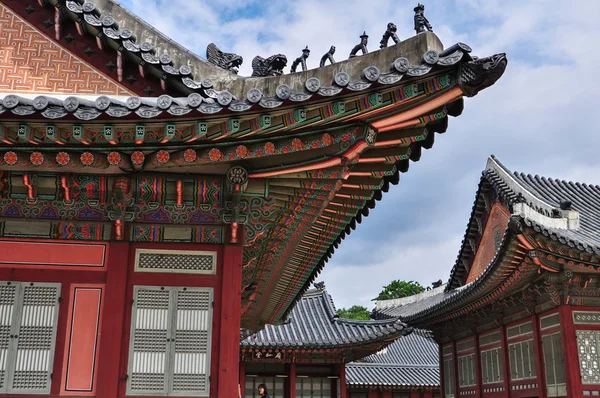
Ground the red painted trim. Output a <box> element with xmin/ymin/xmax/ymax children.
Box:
<box><xmin>439</xmin><ymin>344</ymin><xmax>445</xmax><ymax>398</ymax></box>
<box><xmin>288</xmin><ymin>363</ymin><xmax>297</xmax><ymax>398</ymax></box>
<box><xmin>0</xmin><ymin>268</ymin><xmax>106</xmax><ymax>284</ymax></box>
<box><xmin>0</xmin><ymin>239</ymin><xmax>106</xmax><ymax>270</ymax></box>
<box><xmin>452</xmin><ymin>340</ymin><xmax>459</xmax><ymax>398</ymax></box>
<box><xmin>473</xmin><ymin>334</ymin><xmax>482</xmax><ymax>398</ymax></box>
<box><xmin>239</xmin><ymin>362</ymin><xmax>245</xmax><ymax>398</ymax></box>
<box><xmin>96</xmin><ymin>242</ymin><xmax>129</xmax><ymax>398</ymax></box>
<box><xmin>560</xmin><ymin>306</ymin><xmax>583</xmax><ymax>397</ymax></box>
<box><xmin>531</xmin><ymin>315</ymin><xmax>546</xmax><ymax>398</ymax></box>
<box><xmin>61</xmin><ymin>285</ymin><xmax>105</xmax><ymax>396</ymax></box>
<box><xmin>218</xmin><ymin>245</ymin><xmax>244</xmax><ymax>398</ymax></box>
<box><xmin>500</xmin><ymin>324</ymin><xmax>511</xmax><ymax>397</ymax></box>
<box><xmin>338</xmin><ymin>363</ymin><xmax>346</xmax><ymax>398</ymax></box>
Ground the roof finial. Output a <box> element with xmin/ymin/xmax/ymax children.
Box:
<box><xmin>313</xmin><ymin>281</ymin><xmax>326</xmax><ymax>291</ymax></box>
<box><xmin>414</xmin><ymin>3</ymin><xmax>433</xmax><ymax>34</ymax></box>
<box><xmin>349</xmin><ymin>31</ymin><xmax>369</xmax><ymax>58</ymax></box>
<box><xmin>290</xmin><ymin>46</ymin><xmax>311</xmax><ymax>73</ymax></box>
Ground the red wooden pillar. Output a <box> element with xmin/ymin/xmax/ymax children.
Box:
<box><xmin>439</xmin><ymin>344</ymin><xmax>446</xmax><ymax>398</ymax></box>
<box><xmin>531</xmin><ymin>315</ymin><xmax>546</xmax><ymax>398</ymax></box>
<box><xmin>218</xmin><ymin>244</ymin><xmax>244</xmax><ymax>397</ymax></box>
<box><xmin>339</xmin><ymin>364</ymin><xmax>346</xmax><ymax>398</ymax></box>
<box><xmin>96</xmin><ymin>242</ymin><xmax>130</xmax><ymax>398</ymax></box>
<box><xmin>560</xmin><ymin>306</ymin><xmax>582</xmax><ymax>397</ymax></box>
<box><xmin>410</xmin><ymin>391</ymin><xmax>420</xmax><ymax>398</ymax></box>
<box><xmin>500</xmin><ymin>325</ymin><xmax>511</xmax><ymax>397</ymax></box>
<box><xmin>423</xmin><ymin>391</ymin><xmax>434</xmax><ymax>398</ymax></box>
<box><xmin>239</xmin><ymin>361</ymin><xmax>246</xmax><ymax>398</ymax></box>
<box><xmin>452</xmin><ymin>340</ymin><xmax>460</xmax><ymax>398</ymax></box>
<box><xmin>368</xmin><ymin>391</ymin><xmax>379</xmax><ymax>398</ymax></box>
<box><xmin>473</xmin><ymin>334</ymin><xmax>482</xmax><ymax>398</ymax></box>
<box><xmin>381</xmin><ymin>391</ymin><xmax>392</xmax><ymax>398</ymax></box>
<box><xmin>287</xmin><ymin>363</ymin><xmax>296</xmax><ymax>398</ymax></box>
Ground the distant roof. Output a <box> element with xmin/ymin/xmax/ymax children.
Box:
<box><xmin>373</xmin><ymin>155</ymin><xmax>599</xmax><ymax>322</ymax></box>
<box><xmin>241</xmin><ymin>286</ymin><xmax>409</xmax><ymax>350</ymax></box>
<box><xmin>346</xmin><ymin>329</ymin><xmax>439</xmax><ymax>388</ymax></box>
<box><xmin>447</xmin><ymin>155</ymin><xmax>596</xmax><ymax>289</ymax></box>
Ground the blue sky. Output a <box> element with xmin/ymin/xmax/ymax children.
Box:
<box><xmin>119</xmin><ymin>0</ymin><xmax>600</xmax><ymax>309</ymax></box>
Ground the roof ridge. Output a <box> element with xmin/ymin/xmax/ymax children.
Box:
<box><xmin>347</xmin><ymin>362</ymin><xmax>439</xmax><ymax>368</ymax></box>
<box><xmin>486</xmin><ymin>155</ymin><xmax>559</xmax><ymax>214</ymax></box>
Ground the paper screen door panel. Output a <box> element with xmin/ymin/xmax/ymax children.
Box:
<box><xmin>61</xmin><ymin>285</ymin><xmax>105</xmax><ymax>395</ymax></box>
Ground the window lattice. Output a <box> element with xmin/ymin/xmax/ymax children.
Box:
<box><xmin>172</xmin><ymin>290</ymin><xmax>211</xmax><ymax>393</ymax></box>
<box><xmin>0</xmin><ymin>282</ymin><xmax>60</xmax><ymax>394</ymax></box>
<box><xmin>136</xmin><ymin>251</ymin><xmax>216</xmax><ymax>274</ymax></box>
<box><xmin>128</xmin><ymin>288</ymin><xmax>170</xmax><ymax>394</ymax></box>
<box><xmin>576</xmin><ymin>330</ymin><xmax>600</xmax><ymax>385</ymax></box>
<box><xmin>542</xmin><ymin>332</ymin><xmax>566</xmax><ymax>396</ymax></box>
<box><xmin>0</xmin><ymin>284</ymin><xmax>16</xmax><ymax>391</ymax></box>
<box><xmin>508</xmin><ymin>339</ymin><xmax>537</xmax><ymax>380</ymax></box>
<box><xmin>481</xmin><ymin>347</ymin><xmax>504</xmax><ymax>384</ymax></box>
<box><xmin>127</xmin><ymin>286</ymin><xmax>213</xmax><ymax>396</ymax></box>
<box><xmin>541</xmin><ymin>314</ymin><xmax>560</xmax><ymax>330</ymax></box>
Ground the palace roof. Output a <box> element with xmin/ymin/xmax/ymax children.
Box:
<box><xmin>346</xmin><ymin>329</ymin><xmax>439</xmax><ymax>389</ymax></box>
<box><xmin>0</xmin><ymin>1</ymin><xmax>508</xmax><ymax>330</ymax></box>
<box><xmin>241</xmin><ymin>285</ymin><xmax>410</xmax><ymax>361</ymax></box>
<box><xmin>372</xmin><ymin>156</ymin><xmax>600</xmax><ymax>326</ymax></box>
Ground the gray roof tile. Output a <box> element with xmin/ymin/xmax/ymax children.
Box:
<box><xmin>241</xmin><ymin>288</ymin><xmax>408</xmax><ymax>349</ymax></box>
<box><xmin>346</xmin><ymin>330</ymin><xmax>440</xmax><ymax>387</ymax></box>
<box><xmin>374</xmin><ymin>155</ymin><xmax>600</xmax><ymax>321</ymax></box>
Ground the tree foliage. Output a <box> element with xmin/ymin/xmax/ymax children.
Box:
<box><xmin>373</xmin><ymin>280</ymin><xmax>425</xmax><ymax>301</ymax></box>
<box><xmin>336</xmin><ymin>305</ymin><xmax>371</xmax><ymax>320</ymax></box>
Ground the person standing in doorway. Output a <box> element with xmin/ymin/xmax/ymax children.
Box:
<box><xmin>257</xmin><ymin>383</ymin><xmax>270</xmax><ymax>398</ymax></box>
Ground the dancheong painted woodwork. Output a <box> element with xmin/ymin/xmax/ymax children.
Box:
<box><xmin>373</xmin><ymin>156</ymin><xmax>600</xmax><ymax>398</ymax></box>
<box><xmin>0</xmin><ymin>0</ymin><xmax>507</xmax><ymax>397</ymax></box>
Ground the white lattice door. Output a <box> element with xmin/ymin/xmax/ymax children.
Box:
<box><xmin>0</xmin><ymin>283</ymin><xmax>17</xmax><ymax>392</ymax></box>
<box><xmin>169</xmin><ymin>288</ymin><xmax>212</xmax><ymax>396</ymax></box>
<box><xmin>127</xmin><ymin>286</ymin><xmax>213</xmax><ymax>397</ymax></box>
<box><xmin>0</xmin><ymin>282</ymin><xmax>60</xmax><ymax>395</ymax></box>
<box><xmin>127</xmin><ymin>287</ymin><xmax>172</xmax><ymax>395</ymax></box>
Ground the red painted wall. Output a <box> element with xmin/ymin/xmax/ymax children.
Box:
<box><xmin>434</xmin><ymin>306</ymin><xmax>600</xmax><ymax>398</ymax></box>
<box><xmin>0</xmin><ymin>238</ymin><xmax>233</xmax><ymax>398</ymax></box>
<box><xmin>466</xmin><ymin>203</ymin><xmax>510</xmax><ymax>283</ymax></box>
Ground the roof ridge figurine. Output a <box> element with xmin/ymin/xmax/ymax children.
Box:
<box><xmin>380</xmin><ymin>22</ymin><xmax>401</xmax><ymax>48</ymax></box>
<box><xmin>414</xmin><ymin>3</ymin><xmax>433</xmax><ymax>34</ymax></box>
<box><xmin>206</xmin><ymin>43</ymin><xmax>243</xmax><ymax>74</ymax></box>
<box><xmin>319</xmin><ymin>45</ymin><xmax>336</xmax><ymax>67</ymax></box>
<box><xmin>251</xmin><ymin>53</ymin><xmax>288</xmax><ymax>77</ymax></box>
<box><xmin>349</xmin><ymin>31</ymin><xmax>369</xmax><ymax>58</ymax></box>
<box><xmin>290</xmin><ymin>46</ymin><xmax>310</xmax><ymax>73</ymax></box>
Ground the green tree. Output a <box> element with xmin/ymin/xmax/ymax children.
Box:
<box><xmin>336</xmin><ymin>305</ymin><xmax>371</xmax><ymax>320</ymax></box>
<box><xmin>373</xmin><ymin>280</ymin><xmax>425</xmax><ymax>301</ymax></box>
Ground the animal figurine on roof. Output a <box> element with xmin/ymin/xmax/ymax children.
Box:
<box><xmin>319</xmin><ymin>45</ymin><xmax>336</xmax><ymax>67</ymax></box>
<box><xmin>206</xmin><ymin>43</ymin><xmax>243</xmax><ymax>74</ymax></box>
<box><xmin>414</xmin><ymin>3</ymin><xmax>433</xmax><ymax>34</ymax></box>
<box><xmin>380</xmin><ymin>22</ymin><xmax>401</xmax><ymax>48</ymax></box>
<box><xmin>290</xmin><ymin>46</ymin><xmax>311</xmax><ymax>73</ymax></box>
<box><xmin>251</xmin><ymin>54</ymin><xmax>288</xmax><ymax>77</ymax></box>
<box><xmin>349</xmin><ymin>31</ymin><xmax>369</xmax><ymax>58</ymax></box>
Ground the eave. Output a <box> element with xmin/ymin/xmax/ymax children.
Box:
<box><xmin>0</xmin><ymin>32</ymin><xmax>507</xmax><ymax>330</ymax></box>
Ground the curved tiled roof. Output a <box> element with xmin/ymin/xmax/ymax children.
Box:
<box><xmin>446</xmin><ymin>155</ymin><xmax>597</xmax><ymax>289</ymax></box>
<box><xmin>0</xmin><ymin>42</ymin><xmax>473</xmax><ymax>120</ymax></box>
<box><xmin>346</xmin><ymin>329</ymin><xmax>439</xmax><ymax>388</ymax></box>
<box><xmin>241</xmin><ymin>288</ymin><xmax>408</xmax><ymax>349</ymax></box>
<box><xmin>374</xmin><ymin>155</ymin><xmax>600</xmax><ymax>322</ymax></box>
<box><xmin>492</xmin><ymin>157</ymin><xmax>600</xmax><ymax>253</ymax></box>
